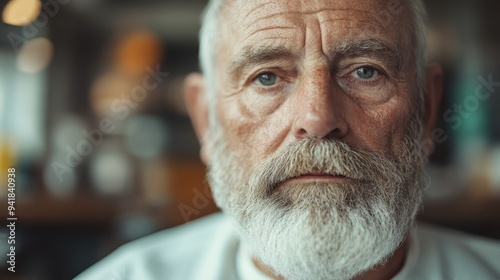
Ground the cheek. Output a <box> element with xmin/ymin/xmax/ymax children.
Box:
<box><xmin>216</xmin><ymin>100</ymin><xmax>267</xmax><ymax>166</ymax></box>
<box><xmin>217</xmin><ymin>87</ymin><xmax>293</xmax><ymax>163</ymax></box>
<box><xmin>237</xmin><ymin>91</ymin><xmax>287</xmax><ymax>120</ymax></box>
<box><xmin>347</xmin><ymin>98</ymin><xmax>412</xmax><ymax>157</ymax></box>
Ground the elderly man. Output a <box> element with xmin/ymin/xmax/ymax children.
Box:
<box><xmin>77</xmin><ymin>0</ymin><xmax>500</xmax><ymax>279</ymax></box>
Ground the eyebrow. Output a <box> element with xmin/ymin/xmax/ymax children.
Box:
<box><xmin>332</xmin><ymin>38</ymin><xmax>403</xmax><ymax>73</ymax></box>
<box><xmin>228</xmin><ymin>38</ymin><xmax>403</xmax><ymax>78</ymax></box>
<box><xmin>228</xmin><ymin>46</ymin><xmax>296</xmax><ymax>78</ymax></box>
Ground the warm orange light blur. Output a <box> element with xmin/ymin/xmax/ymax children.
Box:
<box><xmin>16</xmin><ymin>37</ymin><xmax>53</xmax><ymax>73</ymax></box>
<box><xmin>2</xmin><ymin>0</ymin><xmax>41</xmax><ymax>26</ymax></box>
<box><xmin>90</xmin><ymin>72</ymin><xmax>142</xmax><ymax>117</ymax></box>
<box><xmin>113</xmin><ymin>30</ymin><xmax>164</xmax><ymax>76</ymax></box>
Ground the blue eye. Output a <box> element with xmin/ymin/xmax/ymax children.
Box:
<box><xmin>355</xmin><ymin>67</ymin><xmax>378</xmax><ymax>79</ymax></box>
<box><xmin>256</xmin><ymin>72</ymin><xmax>278</xmax><ymax>86</ymax></box>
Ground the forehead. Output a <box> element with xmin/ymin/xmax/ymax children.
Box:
<box><xmin>219</xmin><ymin>0</ymin><xmax>413</xmax><ymax>59</ymax></box>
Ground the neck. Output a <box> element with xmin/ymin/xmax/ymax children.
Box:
<box><xmin>252</xmin><ymin>234</ymin><xmax>410</xmax><ymax>280</ymax></box>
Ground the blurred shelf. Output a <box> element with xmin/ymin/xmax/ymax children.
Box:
<box><xmin>419</xmin><ymin>195</ymin><xmax>500</xmax><ymax>239</ymax></box>
<box><xmin>0</xmin><ymin>158</ymin><xmax>217</xmax><ymax>228</ymax></box>
<box><xmin>420</xmin><ymin>195</ymin><xmax>500</xmax><ymax>224</ymax></box>
<box><xmin>0</xmin><ymin>192</ymin><xmax>119</xmax><ymax>225</ymax></box>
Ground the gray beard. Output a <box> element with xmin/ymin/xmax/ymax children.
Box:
<box><xmin>207</xmin><ymin>116</ymin><xmax>426</xmax><ymax>280</ymax></box>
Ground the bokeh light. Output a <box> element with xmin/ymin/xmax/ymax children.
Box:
<box><xmin>113</xmin><ymin>30</ymin><xmax>163</xmax><ymax>76</ymax></box>
<box><xmin>2</xmin><ymin>0</ymin><xmax>41</xmax><ymax>26</ymax></box>
<box><xmin>90</xmin><ymin>72</ymin><xmax>139</xmax><ymax>118</ymax></box>
<box><xmin>90</xmin><ymin>142</ymin><xmax>133</xmax><ymax>196</ymax></box>
<box><xmin>16</xmin><ymin>37</ymin><xmax>54</xmax><ymax>73</ymax></box>
<box><xmin>125</xmin><ymin>116</ymin><xmax>170</xmax><ymax>159</ymax></box>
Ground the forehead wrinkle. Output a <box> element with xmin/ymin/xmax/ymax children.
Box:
<box><xmin>318</xmin><ymin>18</ymin><xmax>373</xmax><ymax>26</ymax></box>
<box><xmin>243</xmin><ymin>26</ymin><xmax>298</xmax><ymax>43</ymax></box>
<box><xmin>220</xmin><ymin>1</ymin><xmax>411</xmax><ymax>78</ymax></box>
<box><xmin>242</xmin><ymin>1</ymin><xmax>274</xmax><ymax>19</ymax></box>
<box><xmin>243</xmin><ymin>8</ymin><xmax>374</xmax><ymax>33</ymax></box>
<box><xmin>333</xmin><ymin>39</ymin><xmax>399</xmax><ymax>56</ymax></box>
<box><xmin>315</xmin><ymin>7</ymin><xmax>374</xmax><ymax>25</ymax></box>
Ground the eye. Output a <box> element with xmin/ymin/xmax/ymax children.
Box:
<box><xmin>353</xmin><ymin>67</ymin><xmax>379</xmax><ymax>79</ymax></box>
<box><xmin>255</xmin><ymin>72</ymin><xmax>279</xmax><ymax>86</ymax></box>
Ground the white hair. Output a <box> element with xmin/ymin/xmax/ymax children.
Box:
<box><xmin>198</xmin><ymin>0</ymin><xmax>225</xmax><ymax>113</ymax></box>
<box><xmin>407</xmin><ymin>0</ymin><xmax>429</xmax><ymax>116</ymax></box>
<box><xmin>199</xmin><ymin>0</ymin><xmax>429</xmax><ymax>115</ymax></box>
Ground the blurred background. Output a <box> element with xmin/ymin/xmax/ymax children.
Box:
<box><xmin>0</xmin><ymin>0</ymin><xmax>499</xmax><ymax>279</ymax></box>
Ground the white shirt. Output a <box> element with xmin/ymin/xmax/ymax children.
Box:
<box><xmin>75</xmin><ymin>213</ymin><xmax>500</xmax><ymax>280</ymax></box>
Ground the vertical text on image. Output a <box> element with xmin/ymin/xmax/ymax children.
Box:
<box><xmin>6</xmin><ymin>168</ymin><xmax>17</xmax><ymax>273</ymax></box>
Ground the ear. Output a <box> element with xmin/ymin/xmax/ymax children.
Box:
<box><xmin>422</xmin><ymin>64</ymin><xmax>444</xmax><ymax>153</ymax></box>
<box><xmin>184</xmin><ymin>72</ymin><xmax>210</xmax><ymax>164</ymax></box>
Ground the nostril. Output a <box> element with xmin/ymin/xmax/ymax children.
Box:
<box><xmin>292</xmin><ymin>116</ymin><xmax>348</xmax><ymax>140</ymax></box>
<box><xmin>296</xmin><ymin>128</ymin><xmax>308</xmax><ymax>138</ymax></box>
<box><xmin>325</xmin><ymin>127</ymin><xmax>347</xmax><ymax>139</ymax></box>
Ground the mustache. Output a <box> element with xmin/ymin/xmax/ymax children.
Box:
<box><xmin>248</xmin><ymin>138</ymin><xmax>404</xmax><ymax>195</ymax></box>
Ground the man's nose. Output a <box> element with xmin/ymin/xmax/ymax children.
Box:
<box><xmin>291</xmin><ymin>68</ymin><xmax>348</xmax><ymax>139</ymax></box>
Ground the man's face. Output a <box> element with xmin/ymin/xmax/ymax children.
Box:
<box><xmin>214</xmin><ymin>0</ymin><xmax>418</xmax><ymax>168</ymax></box>
<box><xmin>192</xmin><ymin>0</ymin><xmax>434</xmax><ymax>279</ymax></box>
